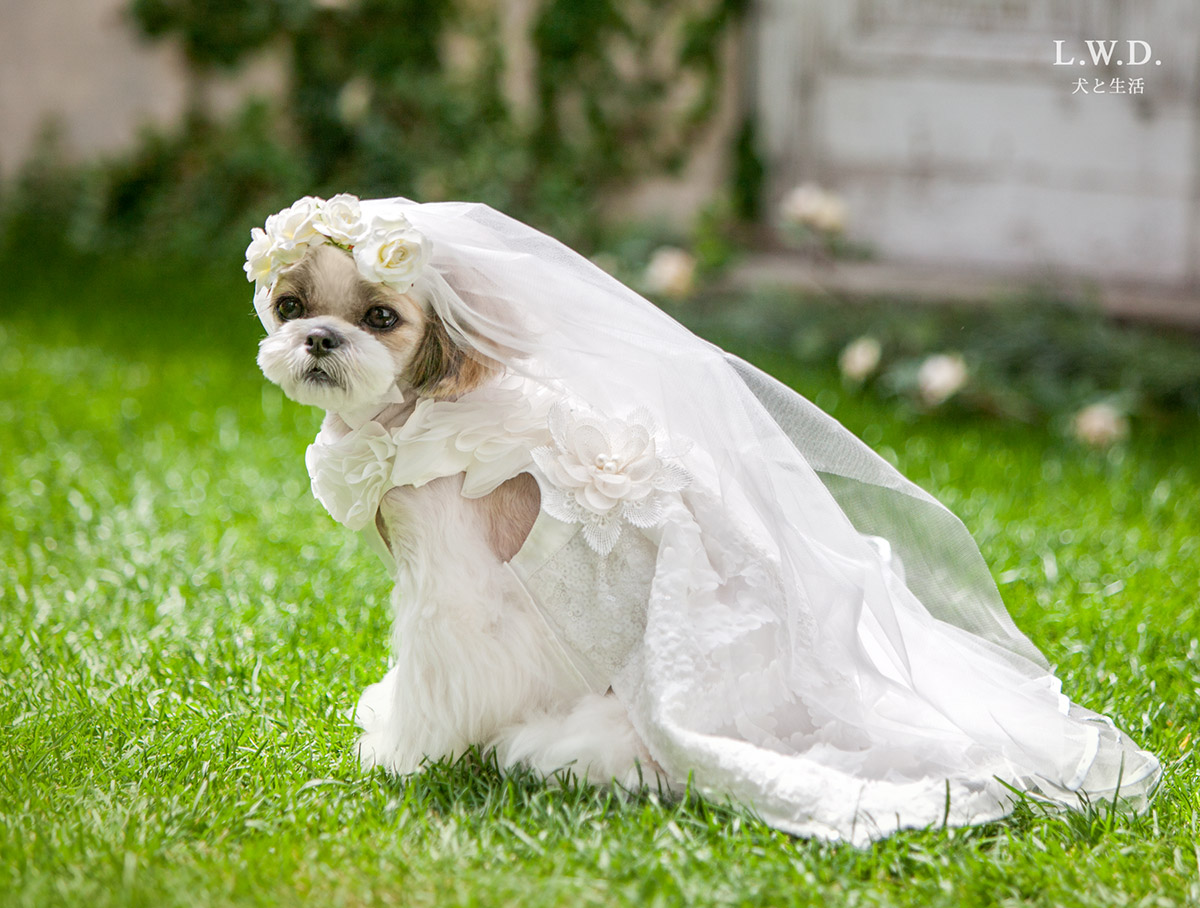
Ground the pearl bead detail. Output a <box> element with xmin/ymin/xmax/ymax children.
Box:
<box><xmin>595</xmin><ymin>454</ymin><xmax>619</xmax><ymax>473</ymax></box>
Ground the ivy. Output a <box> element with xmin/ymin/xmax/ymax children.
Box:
<box><xmin>128</xmin><ymin>0</ymin><xmax>306</xmax><ymax>71</ymax></box>
<box><xmin>0</xmin><ymin>0</ymin><xmax>747</xmax><ymax>259</ymax></box>
<box><xmin>531</xmin><ymin>0</ymin><xmax>747</xmax><ymax>183</ymax></box>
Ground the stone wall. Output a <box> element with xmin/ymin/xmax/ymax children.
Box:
<box><xmin>4</xmin><ymin>0</ymin><xmax>1197</xmax><ymax>289</ymax></box>
<box><xmin>0</xmin><ymin>0</ymin><xmax>283</xmax><ymax>176</ymax></box>
<box><xmin>0</xmin><ymin>0</ymin><xmax>734</xmax><ymax>229</ymax></box>
<box><xmin>753</xmin><ymin>0</ymin><xmax>1200</xmax><ymax>286</ymax></box>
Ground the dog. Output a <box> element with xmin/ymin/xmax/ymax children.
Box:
<box><xmin>257</xmin><ymin>242</ymin><xmax>662</xmax><ymax>787</ymax></box>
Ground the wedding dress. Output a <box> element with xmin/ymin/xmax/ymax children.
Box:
<box><xmin>273</xmin><ymin>197</ymin><xmax>1159</xmax><ymax>845</ymax></box>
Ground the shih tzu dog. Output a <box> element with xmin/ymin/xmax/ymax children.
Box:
<box><xmin>256</xmin><ymin>238</ymin><xmax>660</xmax><ymax>788</ymax></box>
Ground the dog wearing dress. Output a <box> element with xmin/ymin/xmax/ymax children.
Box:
<box><xmin>248</xmin><ymin>194</ymin><xmax>1159</xmax><ymax>844</ymax></box>
<box><xmin>257</xmin><ymin>242</ymin><xmax>660</xmax><ymax>787</ymax></box>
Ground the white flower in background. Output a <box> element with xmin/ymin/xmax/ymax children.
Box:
<box><xmin>336</xmin><ymin>78</ymin><xmax>372</xmax><ymax>126</ymax></box>
<box><xmin>780</xmin><ymin>183</ymin><xmax>824</xmax><ymax>225</ymax></box>
<box><xmin>839</xmin><ymin>336</ymin><xmax>882</xmax><ymax>382</ymax></box>
<box><xmin>265</xmin><ymin>196</ymin><xmax>324</xmax><ymax>265</ymax></box>
<box><xmin>780</xmin><ymin>183</ymin><xmax>848</xmax><ymax>234</ymax></box>
<box><xmin>353</xmin><ymin>215</ymin><xmax>432</xmax><ymax>289</ymax></box>
<box><xmin>315</xmin><ymin>193</ymin><xmax>368</xmax><ymax>246</ymax></box>
<box><xmin>644</xmin><ymin>246</ymin><xmax>696</xmax><ymax>299</ymax></box>
<box><xmin>531</xmin><ymin>402</ymin><xmax>691</xmax><ymax>555</ymax></box>
<box><xmin>812</xmin><ymin>194</ymin><xmax>847</xmax><ymax>234</ymax></box>
<box><xmin>244</xmin><ymin>227</ymin><xmax>275</xmax><ymax>284</ymax></box>
<box><xmin>305</xmin><ymin>422</ymin><xmax>400</xmax><ymax>531</ymax></box>
<box><xmin>917</xmin><ymin>353</ymin><xmax>968</xmax><ymax>406</ymax></box>
<box><xmin>1073</xmin><ymin>402</ymin><xmax>1129</xmax><ymax>447</ymax></box>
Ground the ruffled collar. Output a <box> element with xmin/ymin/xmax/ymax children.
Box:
<box><xmin>305</xmin><ymin>376</ymin><xmax>556</xmax><ymax>531</ymax></box>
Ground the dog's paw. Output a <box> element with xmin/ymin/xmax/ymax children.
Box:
<box><xmin>353</xmin><ymin>730</ymin><xmax>424</xmax><ymax>775</ymax></box>
<box><xmin>351</xmin><ymin>669</ymin><xmax>395</xmax><ymax>734</ymax></box>
<box><xmin>492</xmin><ymin>693</ymin><xmax>668</xmax><ymax>789</ymax></box>
<box><xmin>354</xmin><ymin>730</ymin><xmax>388</xmax><ymax>772</ymax></box>
<box><xmin>350</xmin><ymin>668</ymin><xmax>422</xmax><ymax>775</ymax></box>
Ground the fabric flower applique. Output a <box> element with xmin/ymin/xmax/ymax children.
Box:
<box><xmin>304</xmin><ymin>377</ymin><xmax>558</xmax><ymax>531</ymax></box>
<box><xmin>305</xmin><ymin>421</ymin><xmax>400</xmax><ymax>531</ymax></box>
<box><xmin>531</xmin><ymin>402</ymin><xmax>691</xmax><ymax>556</ymax></box>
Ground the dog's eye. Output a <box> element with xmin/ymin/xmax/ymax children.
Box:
<box><xmin>363</xmin><ymin>306</ymin><xmax>399</xmax><ymax>331</ymax></box>
<box><xmin>275</xmin><ymin>296</ymin><xmax>305</xmax><ymax>321</ymax></box>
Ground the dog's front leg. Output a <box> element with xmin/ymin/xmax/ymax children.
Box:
<box><xmin>354</xmin><ymin>477</ymin><xmax>579</xmax><ymax>775</ymax></box>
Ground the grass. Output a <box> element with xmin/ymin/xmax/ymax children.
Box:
<box><xmin>2</xmin><ymin>253</ymin><xmax>1199</xmax><ymax>907</ymax></box>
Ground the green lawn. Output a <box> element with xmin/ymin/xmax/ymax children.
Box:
<box><xmin>2</xmin><ymin>256</ymin><xmax>1198</xmax><ymax>907</ymax></box>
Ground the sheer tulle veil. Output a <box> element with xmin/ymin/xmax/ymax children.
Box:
<box><xmin>256</xmin><ymin>197</ymin><xmax>1159</xmax><ymax>844</ymax></box>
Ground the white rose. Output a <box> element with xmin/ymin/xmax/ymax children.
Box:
<box><xmin>780</xmin><ymin>183</ymin><xmax>847</xmax><ymax>233</ymax></box>
<box><xmin>780</xmin><ymin>183</ymin><xmax>826</xmax><ymax>226</ymax></box>
<box><xmin>1073</xmin><ymin>402</ymin><xmax>1129</xmax><ymax>447</ymax></box>
<box><xmin>315</xmin><ymin>193</ymin><xmax>368</xmax><ymax>246</ymax></box>
<box><xmin>839</xmin><ymin>336</ymin><xmax>882</xmax><ymax>382</ymax></box>
<box><xmin>353</xmin><ymin>221</ymin><xmax>431</xmax><ymax>288</ymax></box>
<box><xmin>244</xmin><ymin>227</ymin><xmax>274</xmax><ymax>284</ymax></box>
<box><xmin>917</xmin><ymin>353</ymin><xmax>968</xmax><ymax>406</ymax></box>
<box><xmin>364</xmin><ymin>211</ymin><xmax>417</xmax><ymax>237</ymax></box>
<box><xmin>810</xmin><ymin>194</ymin><xmax>847</xmax><ymax>233</ymax></box>
<box><xmin>265</xmin><ymin>196</ymin><xmax>324</xmax><ymax>264</ymax></box>
<box><xmin>644</xmin><ymin>247</ymin><xmax>696</xmax><ymax>299</ymax></box>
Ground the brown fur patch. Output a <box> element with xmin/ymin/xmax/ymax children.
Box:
<box><xmin>406</xmin><ymin>317</ymin><xmax>495</xmax><ymax>399</ymax></box>
<box><xmin>375</xmin><ymin>507</ymin><xmax>394</xmax><ymax>558</ymax></box>
<box><xmin>472</xmin><ymin>472</ymin><xmax>541</xmax><ymax>562</ymax></box>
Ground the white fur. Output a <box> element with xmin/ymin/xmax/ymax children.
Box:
<box><xmin>353</xmin><ymin>474</ymin><xmax>662</xmax><ymax>787</ymax></box>
<box><xmin>257</xmin><ymin>316</ymin><xmax>397</xmax><ymax>412</ymax></box>
<box><xmin>494</xmin><ymin>693</ymin><xmax>661</xmax><ymax>789</ymax></box>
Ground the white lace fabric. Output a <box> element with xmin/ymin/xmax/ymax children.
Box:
<box><xmin>294</xmin><ymin>197</ymin><xmax>1159</xmax><ymax>845</ymax></box>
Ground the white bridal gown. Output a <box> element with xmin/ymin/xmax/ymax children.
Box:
<box><xmin>292</xmin><ymin>198</ymin><xmax>1159</xmax><ymax>845</ymax></box>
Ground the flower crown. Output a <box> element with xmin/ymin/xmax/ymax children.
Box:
<box><xmin>245</xmin><ymin>194</ymin><xmax>431</xmax><ymax>298</ymax></box>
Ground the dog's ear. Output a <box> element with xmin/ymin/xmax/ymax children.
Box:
<box><xmin>406</xmin><ymin>317</ymin><xmax>494</xmax><ymax>399</ymax></box>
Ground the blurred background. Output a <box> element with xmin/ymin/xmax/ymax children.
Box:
<box><xmin>2</xmin><ymin>0</ymin><xmax>1199</xmax><ymax>432</ymax></box>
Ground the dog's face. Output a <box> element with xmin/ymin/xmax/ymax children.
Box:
<box><xmin>257</xmin><ymin>243</ymin><xmax>488</xmax><ymax>410</ymax></box>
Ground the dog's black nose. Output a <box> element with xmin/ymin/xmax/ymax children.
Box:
<box><xmin>305</xmin><ymin>327</ymin><xmax>342</xmax><ymax>357</ymax></box>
